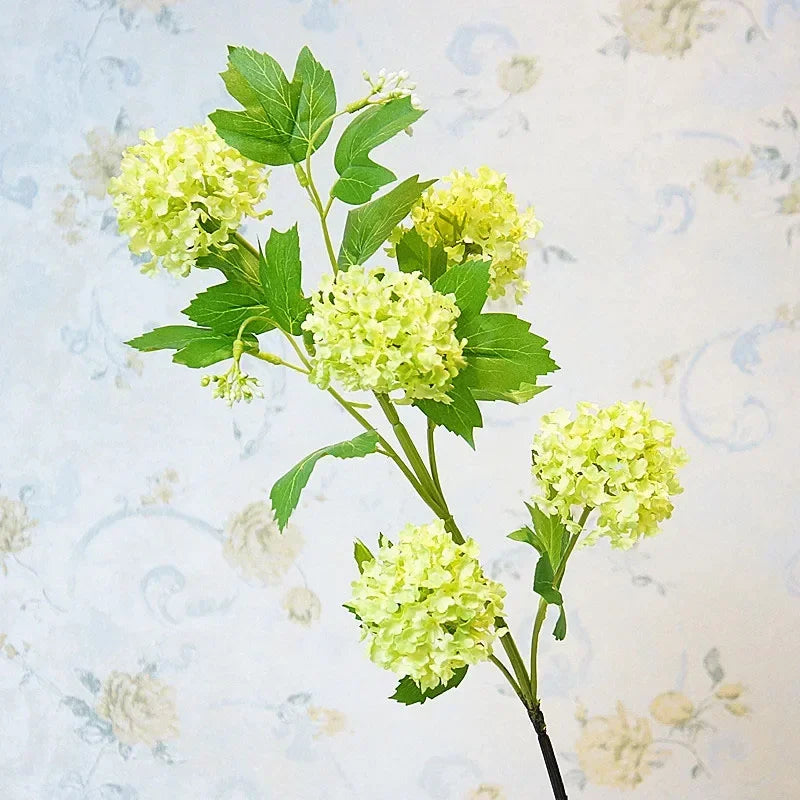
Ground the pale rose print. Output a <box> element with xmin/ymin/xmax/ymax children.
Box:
<box><xmin>619</xmin><ymin>0</ymin><xmax>715</xmax><ymax>57</ymax></box>
<box><xmin>650</xmin><ymin>691</ymin><xmax>695</xmax><ymax>725</ymax></box>
<box><xmin>779</xmin><ymin>180</ymin><xmax>800</xmax><ymax>215</ymax></box>
<box><xmin>224</xmin><ymin>501</ymin><xmax>304</xmax><ymax>585</ymax></box>
<box><xmin>576</xmin><ymin>702</ymin><xmax>661</xmax><ymax>789</ymax></box>
<box><xmin>96</xmin><ymin>671</ymin><xmax>179</xmax><ymax>747</ymax></box>
<box><xmin>70</xmin><ymin>128</ymin><xmax>129</xmax><ymax>200</ymax></box>
<box><xmin>307</xmin><ymin>706</ymin><xmax>347</xmax><ymax>738</ymax></box>
<box><xmin>283</xmin><ymin>586</ymin><xmax>321</xmax><ymax>626</ymax></box>
<box><xmin>497</xmin><ymin>55</ymin><xmax>541</xmax><ymax>95</ymax></box>
<box><xmin>467</xmin><ymin>784</ymin><xmax>506</xmax><ymax>800</ymax></box>
<box><xmin>0</xmin><ymin>496</ymin><xmax>36</xmax><ymax>568</ymax></box>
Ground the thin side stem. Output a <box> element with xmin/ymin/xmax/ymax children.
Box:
<box><xmin>252</xmin><ymin>351</ymin><xmax>308</xmax><ymax>374</ymax></box>
<box><xmin>426</xmin><ymin>420</ymin><xmax>444</xmax><ymax>498</ymax></box>
<box><xmin>489</xmin><ymin>654</ymin><xmax>527</xmax><ymax>706</ymax></box>
<box><xmin>233</xmin><ymin>231</ymin><xmax>260</xmax><ymax>259</ymax></box>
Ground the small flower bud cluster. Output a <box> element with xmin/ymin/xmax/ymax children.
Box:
<box><xmin>201</xmin><ymin>357</ymin><xmax>262</xmax><ymax>406</ymax></box>
<box><xmin>362</xmin><ymin>68</ymin><xmax>422</xmax><ymax>109</ymax></box>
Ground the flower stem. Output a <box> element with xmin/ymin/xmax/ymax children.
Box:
<box><xmin>426</xmin><ymin>419</ymin><xmax>444</xmax><ymax>498</ymax></box>
<box><xmin>489</xmin><ymin>653</ymin><xmax>526</xmax><ymax>705</ymax></box>
<box><xmin>527</xmin><ymin>704</ymin><xmax>569</xmax><ymax>800</ymax></box>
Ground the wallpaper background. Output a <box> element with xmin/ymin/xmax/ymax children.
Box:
<box><xmin>1</xmin><ymin>1</ymin><xmax>799</xmax><ymax>798</ymax></box>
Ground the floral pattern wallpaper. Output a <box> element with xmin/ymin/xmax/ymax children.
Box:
<box><xmin>1</xmin><ymin>0</ymin><xmax>798</xmax><ymax>798</ymax></box>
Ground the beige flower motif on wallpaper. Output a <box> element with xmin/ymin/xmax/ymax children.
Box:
<box><xmin>283</xmin><ymin>586</ymin><xmax>322</xmax><ymax>626</ymax></box>
<box><xmin>467</xmin><ymin>784</ymin><xmax>506</xmax><ymax>800</ymax></box>
<box><xmin>599</xmin><ymin>0</ymin><xmax>764</xmax><ymax>59</ymax></box>
<box><xmin>140</xmin><ymin>468</ymin><xmax>179</xmax><ymax>507</ymax></box>
<box><xmin>96</xmin><ymin>670</ymin><xmax>180</xmax><ymax>748</ymax></box>
<box><xmin>496</xmin><ymin>56</ymin><xmax>541</xmax><ymax>95</ymax></box>
<box><xmin>0</xmin><ymin>495</ymin><xmax>36</xmax><ymax>573</ymax></box>
<box><xmin>572</xmin><ymin>649</ymin><xmax>750</xmax><ymax>790</ymax></box>
<box><xmin>70</xmin><ymin>127</ymin><xmax>129</xmax><ymax>200</ymax></box>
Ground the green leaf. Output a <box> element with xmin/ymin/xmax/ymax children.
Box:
<box><xmin>125</xmin><ymin>326</ymin><xmax>258</xmax><ymax>368</ymax></box>
<box><xmin>332</xmin><ymin>97</ymin><xmax>425</xmax><ymax>204</ymax></box>
<box><xmin>182</xmin><ymin>281</ymin><xmax>275</xmax><ymax>336</ymax></box>
<box><xmin>533</xmin><ymin>554</ymin><xmax>563</xmax><ymax>606</ymax></box>
<box><xmin>460</xmin><ymin>314</ymin><xmax>558</xmax><ymax>394</ymax></box>
<box><xmin>390</xmin><ymin>666</ymin><xmax>468</xmax><ymax>705</ymax></box>
<box><xmin>433</xmin><ymin>260</ymin><xmax>490</xmax><ymax>324</ymax></box>
<box><xmin>507</xmin><ymin>525</ymin><xmax>545</xmax><ymax>554</ymax></box>
<box><xmin>526</xmin><ymin>503</ymin><xmax>567</xmax><ymax>568</ymax></box>
<box><xmin>209</xmin><ymin>108</ymin><xmax>295</xmax><ymax>165</ymax></box>
<box><xmin>395</xmin><ymin>228</ymin><xmax>447</xmax><ymax>283</ymax></box>
<box><xmin>288</xmin><ymin>46</ymin><xmax>337</xmax><ymax>161</ymax></box>
<box><xmin>415</xmin><ymin>373</ymin><xmax>483</xmax><ymax>448</ymax></box>
<box><xmin>269</xmin><ymin>431</ymin><xmax>381</xmax><ymax>530</ymax></box>
<box><xmin>353</xmin><ymin>539</ymin><xmax>374</xmax><ymax>573</ymax></box>
<box><xmin>338</xmin><ymin>175</ymin><xmax>436</xmax><ymax>269</ymax></box>
<box><xmin>259</xmin><ymin>225</ymin><xmax>311</xmax><ymax>335</ymax></box>
<box><xmin>195</xmin><ymin>242</ymin><xmax>261</xmax><ymax>286</ymax></box>
<box><xmin>470</xmin><ymin>382</ymin><xmax>550</xmax><ymax>405</ymax></box>
<box><xmin>553</xmin><ymin>606</ymin><xmax>567</xmax><ymax>641</ymax></box>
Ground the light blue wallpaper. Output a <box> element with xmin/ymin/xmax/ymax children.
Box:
<box><xmin>1</xmin><ymin>1</ymin><xmax>799</xmax><ymax>798</ymax></box>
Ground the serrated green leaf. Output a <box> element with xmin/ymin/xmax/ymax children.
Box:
<box><xmin>390</xmin><ymin>666</ymin><xmax>468</xmax><ymax>705</ymax></box>
<box><xmin>533</xmin><ymin>554</ymin><xmax>563</xmax><ymax>605</ymax></box>
<box><xmin>415</xmin><ymin>373</ymin><xmax>482</xmax><ymax>448</ymax></box>
<box><xmin>470</xmin><ymin>382</ymin><xmax>550</xmax><ymax>405</ymax></box>
<box><xmin>395</xmin><ymin>228</ymin><xmax>447</xmax><ymax>283</ymax></box>
<box><xmin>270</xmin><ymin>431</ymin><xmax>380</xmax><ymax>530</ymax></box>
<box><xmin>288</xmin><ymin>46</ymin><xmax>336</xmax><ymax>161</ymax></box>
<box><xmin>182</xmin><ymin>281</ymin><xmax>275</xmax><ymax>336</ymax></box>
<box><xmin>259</xmin><ymin>225</ymin><xmax>311</xmax><ymax>335</ymax></box>
<box><xmin>332</xmin><ymin>97</ymin><xmax>424</xmax><ymax>204</ymax></box>
<box><xmin>338</xmin><ymin>175</ymin><xmax>436</xmax><ymax>269</ymax></box>
<box><xmin>353</xmin><ymin>539</ymin><xmax>374</xmax><ymax>573</ymax></box>
<box><xmin>507</xmin><ymin>525</ymin><xmax>545</xmax><ymax>554</ymax></box>
<box><xmin>126</xmin><ymin>326</ymin><xmax>214</xmax><ymax>352</ymax></box>
<box><xmin>526</xmin><ymin>503</ymin><xmax>567</xmax><ymax>568</ymax></box>
<box><xmin>553</xmin><ymin>606</ymin><xmax>567</xmax><ymax>641</ymax></box>
<box><xmin>126</xmin><ymin>325</ymin><xmax>258</xmax><ymax>369</ymax></box>
<box><xmin>195</xmin><ymin>242</ymin><xmax>261</xmax><ymax>286</ymax></box>
<box><xmin>460</xmin><ymin>314</ymin><xmax>558</xmax><ymax>394</ymax></box>
<box><xmin>433</xmin><ymin>260</ymin><xmax>490</xmax><ymax>324</ymax></box>
<box><xmin>209</xmin><ymin>108</ymin><xmax>295</xmax><ymax>165</ymax></box>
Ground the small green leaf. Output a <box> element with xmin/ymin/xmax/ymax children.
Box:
<box><xmin>433</xmin><ymin>260</ymin><xmax>490</xmax><ymax>324</ymax></box>
<box><xmin>507</xmin><ymin>525</ymin><xmax>545</xmax><ymax>554</ymax></box>
<box><xmin>332</xmin><ymin>97</ymin><xmax>425</xmax><ymax>204</ymax></box>
<box><xmin>182</xmin><ymin>281</ymin><xmax>275</xmax><ymax>336</ymax></box>
<box><xmin>353</xmin><ymin>539</ymin><xmax>374</xmax><ymax>573</ymax></box>
<box><xmin>526</xmin><ymin>503</ymin><xmax>567</xmax><ymax>567</ymax></box>
<box><xmin>338</xmin><ymin>175</ymin><xmax>436</xmax><ymax>269</ymax></box>
<box><xmin>470</xmin><ymin>382</ymin><xmax>550</xmax><ymax>405</ymax></box>
<box><xmin>288</xmin><ymin>46</ymin><xmax>337</xmax><ymax>161</ymax></box>
<box><xmin>533</xmin><ymin>554</ymin><xmax>563</xmax><ymax>605</ymax></box>
<box><xmin>259</xmin><ymin>225</ymin><xmax>311</xmax><ymax>335</ymax></box>
<box><xmin>269</xmin><ymin>431</ymin><xmax>380</xmax><ymax>530</ymax></box>
<box><xmin>553</xmin><ymin>606</ymin><xmax>567</xmax><ymax>641</ymax></box>
<box><xmin>415</xmin><ymin>373</ymin><xmax>482</xmax><ymax>448</ymax></box>
<box><xmin>125</xmin><ymin>326</ymin><xmax>257</xmax><ymax>369</ymax></box>
<box><xmin>395</xmin><ymin>228</ymin><xmax>447</xmax><ymax>283</ymax></box>
<box><xmin>460</xmin><ymin>314</ymin><xmax>558</xmax><ymax>394</ymax></box>
<box><xmin>195</xmin><ymin>242</ymin><xmax>261</xmax><ymax>286</ymax></box>
<box><xmin>390</xmin><ymin>666</ymin><xmax>468</xmax><ymax>705</ymax></box>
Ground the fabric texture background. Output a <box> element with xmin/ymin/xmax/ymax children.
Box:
<box><xmin>1</xmin><ymin>1</ymin><xmax>798</xmax><ymax>798</ymax></box>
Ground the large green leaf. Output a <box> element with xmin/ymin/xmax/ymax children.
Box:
<box><xmin>269</xmin><ymin>431</ymin><xmax>380</xmax><ymax>530</ymax></box>
<box><xmin>395</xmin><ymin>228</ymin><xmax>447</xmax><ymax>283</ymax></box>
<box><xmin>415</xmin><ymin>374</ymin><xmax>483</xmax><ymax>448</ymax></box>
<box><xmin>182</xmin><ymin>281</ymin><xmax>275</xmax><ymax>336</ymax></box>
<box><xmin>337</xmin><ymin>175</ymin><xmax>435</xmax><ymax>269</ymax></box>
<box><xmin>433</xmin><ymin>260</ymin><xmax>490</xmax><ymax>324</ymax></box>
<box><xmin>195</xmin><ymin>242</ymin><xmax>261</xmax><ymax>286</ymax></box>
<box><xmin>288</xmin><ymin>46</ymin><xmax>337</xmax><ymax>161</ymax></box>
<box><xmin>209</xmin><ymin>108</ymin><xmax>295</xmax><ymax>165</ymax></box>
<box><xmin>259</xmin><ymin>225</ymin><xmax>311</xmax><ymax>336</ymax></box>
<box><xmin>390</xmin><ymin>666</ymin><xmax>468</xmax><ymax>705</ymax></box>
<box><xmin>470</xmin><ymin>382</ymin><xmax>550</xmax><ymax>405</ymax></box>
<box><xmin>460</xmin><ymin>314</ymin><xmax>558</xmax><ymax>394</ymax></box>
<box><xmin>332</xmin><ymin>97</ymin><xmax>424</xmax><ymax>204</ymax></box>
<box><xmin>126</xmin><ymin>326</ymin><xmax>257</xmax><ymax>368</ymax></box>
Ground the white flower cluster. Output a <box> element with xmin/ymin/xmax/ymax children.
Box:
<box><xmin>363</xmin><ymin>68</ymin><xmax>422</xmax><ymax>110</ymax></box>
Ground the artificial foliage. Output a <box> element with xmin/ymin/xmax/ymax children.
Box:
<box><xmin>116</xmin><ymin>44</ymin><xmax>688</xmax><ymax>800</ymax></box>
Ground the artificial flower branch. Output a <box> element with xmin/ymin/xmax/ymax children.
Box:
<box><xmin>115</xmin><ymin>44</ymin><xmax>688</xmax><ymax>800</ymax></box>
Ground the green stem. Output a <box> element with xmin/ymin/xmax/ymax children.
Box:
<box><xmin>233</xmin><ymin>231</ymin><xmax>259</xmax><ymax>259</ymax></box>
<box><xmin>489</xmin><ymin>654</ymin><xmax>527</xmax><ymax>706</ymax></box>
<box><xmin>252</xmin><ymin>351</ymin><xmax>308</xmax><ymax>374</ymax></box>
<box><xmin>530</xmin><ymin>506</ymin><xmax>592</xmax><ymax>701</ymax></box>
<box><xmin>426</xmin><ymin>420</ymin><xmax>444</xmax><ymax>498</ymax></box>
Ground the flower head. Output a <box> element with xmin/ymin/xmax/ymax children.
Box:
<box><xmin>649</xmin><ymin>691</ymin><xmax>694</xmax><ymax>725</ymax></box>
<box><xmin>576</xmin><ymin>702</ymin><xmax>658</xmax><ymax>789</ymax></box>
<box><xmin>531</xmin><ymin>401</ymin><xmax>688</xmax><ymax>549</ymax></box>
<box><xmin>395</xmin><ymin>166</ymin><xmax>542</xmax><ymax>302</ymax></box>
<box><xmin>109</xmin><ymin>122</ymin><xmax>269</xmax><ymax>277</ymax></box>
<box><xmin>302</xmin><ymin>266</ymin><xmax>466</xmax><ymax>402</ymax></box>
<box><xmin>348</xmin><ymin>519</ymin><xmax>505</xmax><ymax>692</ymax></box>
<box><xmin>96</xmin><ymin>670</ymin><xmax>179</xmax><ymax>747</ymax></box>
<box><xmin>619</xmin><ymin>0</ymin><xmax>713</xmax><ymax>58</ymax></box>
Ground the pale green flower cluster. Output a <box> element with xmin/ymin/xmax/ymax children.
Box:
<box><xmin>349</xmin><ymin>519</ymin><xmax>506</xmax><ymax>691</ymax></box>
<box><xmin>397</xmin><ymin>166</ymin><xmax>542</xmax><ymax>302</ymax></box>
<box><xmin>201</xmin><ymin>363</ymin><xmax>262</xmax><ymax>406</ymax></box>
<box><xmin>531</xmin><ymin>401</ymin><xmax>688</xmax><ymax>549</ymax></box>
<box><xmin>302</xmin><ymin>266</ymin><xmax>466</xmax><ymax>402</ymax></box>
<box><xmin>109</xmin><ymin>123</ymin><xmax>269</xmax><ymax>277</ymax></box>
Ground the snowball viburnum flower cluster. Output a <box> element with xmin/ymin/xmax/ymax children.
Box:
<box><xmin>109</xmin><ymin>122</ymin><xmax>270</xmax><ymax>277</ymax></box>
<box><xmin>349</xmin><ymin>519</ymin><xmax>506</xmax><ymax>692</ymax></box>
<box><xmin>302</xmin><ymin>266</ymin><xmax>466</xmax><ymax>402</ymax></box>
<box><xmin>531</xmin><ymin>401</ymin><xmax>688</xmax><ymax>549</ymax></box>
<box><xmin>397</xmin><ymin>166</ymin><xmax>542</xmax><ymax>302</ymax></box>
